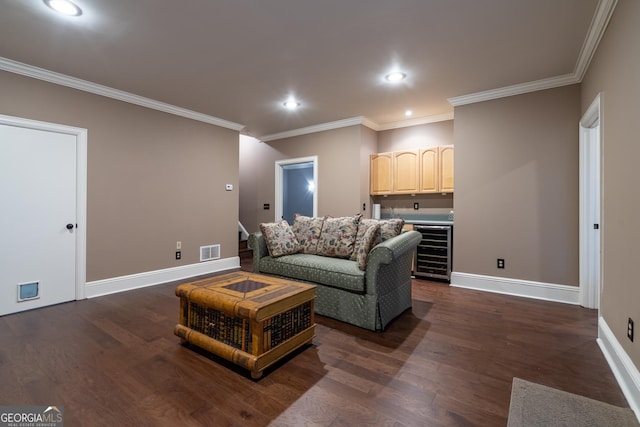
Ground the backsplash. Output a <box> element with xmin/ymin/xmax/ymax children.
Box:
<box><xmin>372</xmin><ymin>193</ymin><xmax>453</xmax><ymax>221</ymax></box>
<box><xmin>380</xmin><ymin>207</ymin><xmax>454</xmax><ymax>222</ymax></box>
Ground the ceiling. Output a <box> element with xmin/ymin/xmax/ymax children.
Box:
<box><xmin>0</xmin><ymin>0</ymin><xmax>606</xmax><ymax>139</ymax></box>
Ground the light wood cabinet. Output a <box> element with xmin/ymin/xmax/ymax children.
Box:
<box><xmin>393</xmin><ymin>150</ymin><xmax>419</xmax><ymax>193</ymax></box>
<box><xmin>439</xmin><ymin>145</ymin><xmax>454</xmax><ymax>193</ymax></box>
<box><xmin>419</xmin><ymin>147</ymin><xmax>439</xmax><ymax>193</ymax></box>
<box><xmin>370</xmin><ymin>152</ymin><xmax>393</xmax><ymax>195</ymax></box>
<box><xmin>370</xmin><ymin>146</ymin><xmax>454</xmax><ymax>195</ymax></box>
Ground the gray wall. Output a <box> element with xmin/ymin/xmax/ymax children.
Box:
<box><xmin>0</xmin><ymin>71</ymin><xmax>239</xmax><ymax>282</ymax></box>
<box><xmin>581</xmin><ymin>0</ymin><xmax>640</xmax><ymax>369</ymax></box>
<box><xmin>453</xmin><ymin>85</ymin><xmax>581</xmax><ymax>286</ymax></box>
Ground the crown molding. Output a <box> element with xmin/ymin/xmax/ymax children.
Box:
<box><xmin>0</xmin><ymin>57</ymin><xmax>244</xmax><ymax>132</ymax></box>
<box><xmin>259</xmin><ymin>116</ymin><xmax>373</xmax><ymax>141</ymax></box>
<box><xmin>448</xmin><ymin>73</ymin><xmax>578</xmax><ymax>107</ymax></box>
<box><xmin>574</xmin><ymin>0</ymin><xmax>618</xmax><ymax>81</ymax></box>
<box><xmin>377</xmin><ymin>112</ymin><xmax>454</xmax><ymax>131</ymax></box>
<box><xmin>448</xmin><ymin>0</ymin><xmax>617</xmax><ymax>108</ymax></box>
<box><xmin>360</xmin><ymin>117</ymin><xmax>380</xmax><ymax>132</ymax></box>
<box><xmin>258</xmin><ymin>112</ymin><xmax>456</xmax><ymax>141</ymax></box>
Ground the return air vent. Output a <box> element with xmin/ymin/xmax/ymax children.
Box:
<box><xmin>200</xmin><ymin>244</ymin><xmax>220</xmax><ymax>262</ymax></box>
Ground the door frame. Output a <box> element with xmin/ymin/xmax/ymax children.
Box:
<box><xmin>0</xmin><ymin>114</ymin><xmax>87</xmax><ymax>300</ymax></box>
<box><xmin>275</xmin><ymin>156</ymin><xmax>318</xmax><ymax>222</ymax></box>
<box><xmin>578</xmin><ymin>94</ymin><xmax>602</xmax><ymax>309</ymax></box>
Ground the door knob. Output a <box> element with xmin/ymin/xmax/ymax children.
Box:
<box><xmin>66</xmin><ymin>223</ymin><xmax>74</xmax><ymax>230</ymax></box>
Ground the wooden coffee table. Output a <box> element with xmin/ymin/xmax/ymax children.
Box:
<box><xmin>174</xmin><ymin>271</ymin><xmax>316</xmax><ymax>379</ymax></box>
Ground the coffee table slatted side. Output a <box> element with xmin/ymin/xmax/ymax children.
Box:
<box><xmin>174</xmin><ymin>272</ymin><xmax>315</xmax><ymax>379</ymax></box>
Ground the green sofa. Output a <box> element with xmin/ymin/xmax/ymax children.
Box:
<box><xmin>248</xmin><ymin>230</ymin><xmax>421</xmax><ymax>331</ymax></box>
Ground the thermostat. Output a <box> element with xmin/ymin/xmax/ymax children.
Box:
<box><xmin>225</xmin><ymin>184</ymin><xmax>233</xmax><ymax>191</ymax></box>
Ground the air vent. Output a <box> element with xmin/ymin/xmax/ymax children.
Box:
<box><xmin>200</xmin><ymin>244</ymin><xmax>220</xmax><ymax>262</ymax></box>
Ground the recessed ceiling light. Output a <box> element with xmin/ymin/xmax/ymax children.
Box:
<box><xmin>283</xmin><ymin>98</ymin><xmax>301</xmax><ymax>110</ymax></box>
<box><xmin>43</xmin><ymin>0</ymin><xmax>83</xmax><ymax>16</ymax></box>
<box><xmin>405</xmin><ymin>110</ymin><xmax>413</xmax><ymax>117</ymax></box>
<box><xmin>385</xmin><ymin>72</ymin><xmax>406</xmax><ymax>83</ymax></box>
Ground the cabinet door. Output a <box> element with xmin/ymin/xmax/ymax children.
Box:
<box><xmin>393</xmin><ymin>150</ymin><xmax>419</xmax><ymax>193</ymax></box>
<box><xmin>419</xmin><ymin>147</ymin><xmax>439</xmax><ymax>193</ymax></box>
<box><xmin>370</xmin><ymin>153</ymin><xmax>393</xmax><ymax>195</ymax></box>
<box><xmin>439</xmin><ymin>145</ymin><xmax>454</xmax><ymax>193</ymax></box>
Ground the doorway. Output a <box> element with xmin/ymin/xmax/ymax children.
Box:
<box><xmin>275</xmin><ymin>156</ymin><xmax>318</xmax><ymax>224</ymax></box>
<box><xmin>0</xmin><ymin>115</ymin><xmax>87</xmax><ymax>315</ymax></box>
<box><xmin>579</xmin><ymin>94</ymin><xmax>602</xmax><ymax>310</ymax></box>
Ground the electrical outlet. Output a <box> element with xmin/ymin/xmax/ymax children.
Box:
<box><xmin>175</xmin><ymin>251</ymin><xmax>181</xmax><ymax>260</ymax></box>
<box><xmin>497</xmin><ymin>258</ymin><xmax>505</xmax><ymax>269</ymax></box>
<box><xmin>414</xmin><ymin>202</ymin><xmax>419</xmax><ymax>210</ymax></box>
<box><xmin>176</xmin><ymin>241</ymin><xmax>181</xmax><ymax>250</ymax></box>
<box><xmin>628</xmin><ymin>318</ymin><xmax>634</xmax><ymax>342</ymax></box>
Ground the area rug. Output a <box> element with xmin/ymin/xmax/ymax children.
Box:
<box><xmin>507</xmin><ymin>377</ymin><xmax>639</xmax><ymax>427</ymax></box>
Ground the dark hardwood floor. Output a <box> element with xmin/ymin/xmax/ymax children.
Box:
<box><xmin>0</xmin><ymin>261</ymin><xmax>629</xmax><ymax>426</ymax></box>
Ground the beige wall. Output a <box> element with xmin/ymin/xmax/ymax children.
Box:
<box><xmin>0</xmin><ymin>71</ymin><xmax>239</xmax><ymax>282</ymax></box>
<box><xmin>377</xmin><ymin>120</ymin><xmax>454</xmax><ymax>153</ymax></box>
<box><xmin>239</xmin><ymin>125</ymin><xmax>371</xmax><ymax>233</ymax></box>
<box><xmin>360</xmin><ymin>126</ymin><xmax>378</xmax><ymax>217</ymax></box>
<box><xmin>581</xmin><ymin>0</ymin><xmax>640</xmax><ymax>368</ymax></box>
<box><xmin>453</xmin><ymin>85</ymin><xmax>581</xmax><ymax>285</ymax></box>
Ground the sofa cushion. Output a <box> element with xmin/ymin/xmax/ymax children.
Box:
<box><xmin>259</xmin><ymin>254</ymin><xmax>365</xmax><ymax>293</ymax></box>
<box><xmin>259</xmin><ymin>220</ymin><xmax>300</xmax><ymax>257</ymax></box>
<box><xmin>291</xmin><ymin>214</ymin><xmax>324</xmax><ymax>254</ymax></box>
<box><xmin>316</xmin><ymin>215</ymin><xmax>361</xmax><ymax>258</ymax></box>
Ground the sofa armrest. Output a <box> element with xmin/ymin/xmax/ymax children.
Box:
<box><xmin>248</xmin><ymin>232</ymin><xmax>268</xmax><ymax>274</ymax></box>
<box><xmin>365</xmin><ymin>230</ymin><xmax>421</xmax><ymax>296</ymax></box>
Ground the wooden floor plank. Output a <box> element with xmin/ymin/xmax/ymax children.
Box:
<box><xmin>0</xmin><ymin>265</ymin><xmax>630</xmax><ymax>426</ymax></box>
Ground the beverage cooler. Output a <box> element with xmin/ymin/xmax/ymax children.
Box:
<box><xmin>413</xmin><ymin>225</ymin><xmax>452</xmax><ymax>281</ymax></box>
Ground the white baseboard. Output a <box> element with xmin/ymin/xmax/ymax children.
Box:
<box><xmin>450</xmin><ymin>272</ymin><xmax>580</xmax><ymax>305</ymax></box>
<box><xmin>85</xmin><ymin>257</ymin><xmax>240</xmax><ymax>298</ymax></box>
<box><xmin>597</xmin><ymin>317</ymin><xmax>640</xmax><ymax>420</ymax></box>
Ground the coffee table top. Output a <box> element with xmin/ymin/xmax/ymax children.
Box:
<box><xmin>176</xmin><ymin>272</ymin><xmax>315</xmax><ymax>321</ymax></box>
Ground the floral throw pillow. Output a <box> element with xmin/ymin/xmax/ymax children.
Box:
<box><xmin>316</xmin><ymin>215</ymin><xmax>361</xmax><ymax>258</ymax></box>
<box><xmin>259</xmin><ymin>220</ymin><xmax>300</xmax><ymax>257</ymax></box>
<box><xmin>378</xmin><ymin>218</ymin><xmax>405</xmax><ymax>242</ymax></box>
<box><xmin>291</xmin><ymin>214</ymin><xmax>324</xmax><ymax>254</ymax></box>
<box><xmin>350</xmin><ymin>218</ymin><xmax>380</xmax><ymax>261</ymax></box>
<box><xmin>355</xmin><ymin>222</ymin><xmax>380</xmax><ymax>270</ymax></box>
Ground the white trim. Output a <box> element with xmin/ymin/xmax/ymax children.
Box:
<box><xmin>579</xmin><ymin>93</ymin><xmax>602</xmax><ymax>309</ymax></box>
<box><xmin>376</xmin><ymin>112</ymin><xmax>455</xmax><ymax>131</ymax></box>
<box><xmin>0</xmin><ymin>114</ymin><xmax>87</xmax><ymax>300</ymax></box>
<box><xmin>450</xmin><ymin>272</ymin><xmax>580</xmax><ymax>305</ymax></box>
<box><xmin>447</xmin><ymin>0</ymin><xmax>618</xmax><ymax>108</ymax></box>
<box><xmin>574</xmin><ymin>0</ymin><xmax>619</xmax><ymax>81</ymax></box>
<box><xmin>448</xmin><ymin>73</ymin><xmax>578</xmax><ymax>107</ymax></box>
<box><xmin>258</xmin><ymin>113</ymin><xmax>456</xmax><ymax>141</ymax></box>
<box><xmin>597</xmin><ymin>316</ymin><xmax>640</xmax><ymax>421</ymax></box>
<box><xmin>0</xmin><ymin>57</ymin><xmax>244</xmax><ymax>132</ymax></box>
<box><xmin>274</xmin><ymin>156</ymin><xmax>318</xmax><ymax>222</ymax></box>
<box><xmin>238</xmin><ymin>221</ymin><xmax>250</xmax><ymax>241</ymax></box>
<box><xmin>85</xmin><ymin>257</ymin><xmax>240</xmax><ymax>298</ymax></box>
<box><xmin>260</xmin><ymin>117</ymin><xmax>373</xmax><ymax>142</ymax></box>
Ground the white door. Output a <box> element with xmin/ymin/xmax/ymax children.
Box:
<box><xmin>0</xmin><ymin>122</ymin><xmax>79</xmax><ymax>315</ymax></box>
<box><xmin>579</xmin><ymin>94</ymin><xmax>601</xmax><ymax>309</ymax></box>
